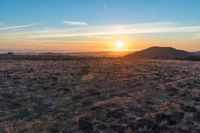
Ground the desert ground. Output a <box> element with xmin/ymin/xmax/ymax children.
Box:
<box><xmin>0</xmin><ymin>58</ymin><xmax>200</xmax><ymax>133</ymax></box>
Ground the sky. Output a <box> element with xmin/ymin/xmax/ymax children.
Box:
<box><xmin>0</xmin><ymin>0</ymin><xmax>200</xmax><ymax>52</ymax></box>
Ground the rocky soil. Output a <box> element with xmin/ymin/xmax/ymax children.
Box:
<box><xmin>0</xmin><ymin>59</ymin><xmax>200</xmax><ymax>133</ymax></box>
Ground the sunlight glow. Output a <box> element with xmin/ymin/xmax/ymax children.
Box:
<box><xmin>115</xmin><ymin>42</ymin><xmax>125</xmax><ymax>49</ymax></box>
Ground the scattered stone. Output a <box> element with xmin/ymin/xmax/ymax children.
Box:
<box><xmin>97</xmin><ymin>123</ymin><xmax>109</xmax><ymax>130</ymax></box>
<box><xmin>0</xmin><ymin>128</ymin><xmax>6</xmax><ymax>133</ymax></box>
<box><xmin>72</xmin><ymin>94</ymin><xmax>83</xmax><ymax>100</ymax></box>
<box><xmin>11</xmin><ymin>109</ymin><xmax>31</xmax><ymax>120</ymax></box>
<box><xmin>194</xmin><ymin>111</ymin><xmax>200</xmax><ymax>122</ymax></box>
<box><xmin>155</xmin><ymin>113</ymin><xmax>177</xmax><ymax>125</ymax></box>
<box><xmin>0</xmin><ymin>109</ymin><xmax>31</xmax><ymax>122</ymax></box>
<box><xmin>81</xmin><ymin>99</ymin><xmax>94</xmax><ymax>106</ymax></box>
<box><xmin>110</xmin><ymin>124</ymin><xmax>126</xmax><ymax>133</ymax></box>
<box><xmin>50</xmin><ymin>128</ymin><xmax>59</xmax><ymax>133</ymax></box>
<box><xmin>169</xmin><ymin>111</ymin><xmax>184</xmax><ymax>122</ymax></box>
<box><xmin>106</xmin><ymin>109</ymin><xmax>125</xmax><ymax>119</ymax></box>
<box><xmin>192</xmin><ymin>97</ymin><xmax>200</xmax><ymax>102</ymax></box>
<box><xmin>180</xmin><ymin>90</ymin><xmax>192</xmax><ymax>97</ymax></box>
<box><xmin>144</xmin><ymin>100</ymin><xmax>155</xmax><ymax>105</ymax></box>
<box><xmin>181</xmin><ymin>105</ymin><xmax>197</xmax><ymax>112</ymax></box>
<box><xmin>128</xmin><ymin>121</ymin><xmax>136</xmax><ymax>130</ymax></box>
<box><xmin>135</xmin><ymin>119</ymin><xmax>157</xmax><ymax>130</ymax></box>
<box><xmin>87</xmin><ymin>90</ymin><xmax>101</xmax><ymax>96</ymax></box>
<box><xmin>81</xmin><ymin>65</ymin><xmax>90</xmax><ymax>75</ymax></box>
<box><xmin>154</xmin><ymin>125</ymin><xmax>169</xmax><ymax>133</ymax></box>
<box><xmin>34</xmin><ymin>105</ymin><xmax>51</xmax><ymax>117</ymax></box>
<box><xmin>1</xmin><ymin>92</ymin><xmax>14</xmax><ymax>98</ymax></box>
<box><xmin>129</xmin><ymin>107</ymin><xmax>146</xmax><ymax>117</ymax></box>
<box><xmin>63</xmin><ymin>88</ymin><xmax>71</xmax><ymax>94</ymax></box>
<box><xmin>0</xmin><ymin>102</ymin><xmax>20</xmax><ymax>110</ymax></box>
<box><xmin>165</xmin><ymin>88</ymin><xmax>179</xmax><ymax>96</ymax></box>
<box><xmin>78</xmin><ymin>117</ymin><xmax>93</xmax><ymax>132</ymax></box>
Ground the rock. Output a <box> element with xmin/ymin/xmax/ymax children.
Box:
<box><xmin>97</xmin><ymin>123</ymin><xmax>108</xmax><ymax>130</ymax></box>
<box><xmin>81</xmin><ymin>66</ymin><xmax>90</xmax><ymax>75</ymax></box>
<box><xmin>154</xmin><ymin>125</ymin><xmax>169</xmax><ymax>133</ymax></box>
<box><xmin>0</xmin><ymin>102</ymin><xmax>20</xmax><ymax>110</ymax></box>
<box><xmin>194</xmin><ymin>112</ymin><xmax>200</xmax><ymax>122</ymax></box>
<box><xmin>165</xmin><ymin>88</ymin><xmax>179</xmax><ymax>96</ymax></box>
<box><xmin>63</xmin><ymin>88</ymin><xmax>71</xmax><ymax>94</ymax></box>
<box><xmin>135</xmin><ymin>119</ymin><xmax>157</xmax><ymax>131</ymax></box>
<box><xmin>129</xmin><ymin>107</ymin><xmax>146</xmax><ymax>117</ymax></box>
<box><xmin>0</xmin><ymin>128</ymin><xmax>6</xmax><ymax>133</ymax></box>
<box><xmin>106</xmin><ymin>109</ymin><xmax>125</xmax><ymax>119</ymax></box>
<box><xmin>61</xmin><ymin>129</ymin><xmax>77</xmax><ymax>133</ymax></box>
<box><xmin>34</xmin><ymin>105</ymin><xmax>51</xmax><ymax>117</ymax></box>
<box><xmin>11</xmin><ymin>109</ymin><xmax>31</xmax><ymax>120</ymax></box>
<box><xmin>192</xmin><ymin>97</ymin><xmax>200</xmax><ymax>102</ymax></box>
<box><xmin>78</xmin><ymin>117</ymin><xmax>93</xmax><ymax>132</ymax></box>
<box><xmin>1</xmin><ymin>92</ymin><xmax>14</xmax><ymax>98</ymax></box>
<box><xmin>87</xmin><ymin>90</ymin><xmax>101</xmax><ymax>96</ymax></box>
<box><xmin>50</xmin><ymin>128</ymin><xmax>59</xmax><ymax>133</ymax></box>
<box><xmin>169</xmin><ymin>111</ymin><xmax>184</xmax><ymax>122</ymax></box>
<box><xmin>155</xmin><ymin>113</ymin><xmax>177</xmax><ymax>125</ymax></box>
<box><xmin>155</xmin><ymin>113</ymin><xmax>169</xmax><ymax>123</ymax></box>
<box><xmin>0</xmin><ymin>109</ymin><xmax>31</xmax><ymax>122</ymax></box>
<box><xmin>110</xmin><ymin>124</ymin><xmax>126</xmax><ymax>133</ymax></box>
<box><xmin>180</xmin><ymin>90</ymin><xmax>192</xmax><ymax>97</ymax></box>
<box><xmin>72</xmin><ymin>94</ymin><xmax>83</xmax><ymax>100</ymax></box>
<box><xmin>144</xmin><ymin>100</ymin><xmax>155</xmax><ymax>105</ymax></box>
<box><xmin>81</xmin><ymin>99</ymin><xmax>94</xmax><ymax>106</ymax></box>
<box><xmin>128</xmin><ymin>121</ymin><xmax>136</xmax><ymax>130</ymax></box>
<box><xmin>181</xmin><ymin>105</ymin><xmax>197</xmax><ymax>112</ymax></box>
<box><xmin>127</xmin><ymin>117</ymin><xmax>136</xmax><ymax>122</ymax></box>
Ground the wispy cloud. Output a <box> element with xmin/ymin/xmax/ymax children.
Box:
<box><xmin>23</xmin><ymin>22</ymin><xmax>200</xmax><ymax>39</ymax></box>
<box><xmin>0</xmin><ymin>23</ymin><xmax>39</xmax><ymax>31</ymax></box>
<box><xmin>194</xmin><ymin>33</ymin><xmax>200</xmax><ymax>39</ymax></box>
<box><xmin>2</xmin><ymin>21</ymin><xmax>200</xmax><ymax>41</ymax></box>
<box><xmin>63</xmin><ymin>21</ymin><xmax>89</xmax><ymax>27</ymax></box>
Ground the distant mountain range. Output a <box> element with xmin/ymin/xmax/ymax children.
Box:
<box><xmin>195</xmin><ymin>51</ymin><xmax>200</xmax><ymax>55</ymax></box>
<box><xmin>1</xmin><ymin>46</ymin><xmax>200</xmax><ymax>61</ymax></box>
<box><xmin>0</xmin><ymin>51</ymin><xmax>131</xmax><ymax>60</ymax></box>
<box><xmin>125</xmin><ymin>46</ymin><xmax>200</xmax><ymax>61</ymax></box>
<box><xmin>66</xmin><ymin>51</ymin><xmax>131</xmax><ymax>57</ymax></box>
<box><xmin>0</xmin><ymin>51</ymin><xmax>131</xmax><ymax>57</ymax></box>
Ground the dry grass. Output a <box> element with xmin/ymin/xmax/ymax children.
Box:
<box><xmin>0</xmin><ymin>58</ymin><xmax>200</xmax><ymax>132</ymax></box>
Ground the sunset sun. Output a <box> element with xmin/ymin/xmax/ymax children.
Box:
<box><xmin>115</xmin><ymin>42</ymin><xmax>125</xmax><ymax>49</ymax></box>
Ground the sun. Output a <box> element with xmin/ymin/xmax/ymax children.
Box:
<box><xmin>115</xmin><ymin>42</ymin><xmax>125</xmax><ymax>49</ymax></box>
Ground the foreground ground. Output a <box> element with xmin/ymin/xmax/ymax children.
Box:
<box><xmin>0</xmin><ymin>59</ymin><xmax>200</xmax><ymax>133</ymax></box>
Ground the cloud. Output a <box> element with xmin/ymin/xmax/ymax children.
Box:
<box><xmin>63</xmin><ymin>21</ymin><xmax>89</xmax><ymax>27</ymax></box>
<box><xmin>0</xmin><ymin>23</ymin><xmax>39</xmax><ymax>31</ymax></box>
<box><xmin>194</xmin><ymin>33</ymin><xmax>200</xmax><ymax>39</ymax></box>
<box><xmin>3</xmin><ymin>21</ymin><xmax>200</xmax><ymax>41</ymax></box>
<box><xmin>23</xmin><ymin>22</ymin><xmax>198</xmax><ymax>39</ymax></box>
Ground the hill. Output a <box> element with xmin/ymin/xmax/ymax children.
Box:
<box><xmin>125</xmin><ymin>46</ymin><xmax>192</xmax><ymax>59</ymax></box>
<box><xmin>184</xmin><ymin>56</ymin><xmax>200</xmax><ymax>61</ymax></box>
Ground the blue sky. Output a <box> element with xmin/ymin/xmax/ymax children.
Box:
<box><xmin>1</xmin><ymin>0</ymin><xmax>200</xmax><ymax>25</ymax></box>
<box><xmin>0</xmin><ymin>0</ymin><xmax>200</xmax><ymax>52</ymax></box>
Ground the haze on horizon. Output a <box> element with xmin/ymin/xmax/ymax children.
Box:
<box><xmin>0</xmin><ymin>0</ymin><xmax>200</xmax><ymax>53</ymax></box>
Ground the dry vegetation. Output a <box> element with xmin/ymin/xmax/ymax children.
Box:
<box><xmin>0</xmin><ymin>58</ymin><xmax>200</xmax><ymax>133</ymax></box>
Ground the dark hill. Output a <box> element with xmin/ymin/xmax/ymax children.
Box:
<box><xmin>184</xmin><ymin>56</ymin><xmax>200</xmax><ymax>61</ymax></box>
<box><xmin>125</xmin><ymin>46</ymin><xmax>192</xmax><ymax>59</ymax></box>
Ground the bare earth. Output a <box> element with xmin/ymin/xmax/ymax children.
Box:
<box><xmin>0</xmin><ymin>59</ymin><xmax>200</xmax><ymax>133</ymax></box>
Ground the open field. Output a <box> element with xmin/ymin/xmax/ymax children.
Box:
<box><xmin>0</xmin><ymin>59</ymin><xmax>200</xmax><ymax>133</ymax></box>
